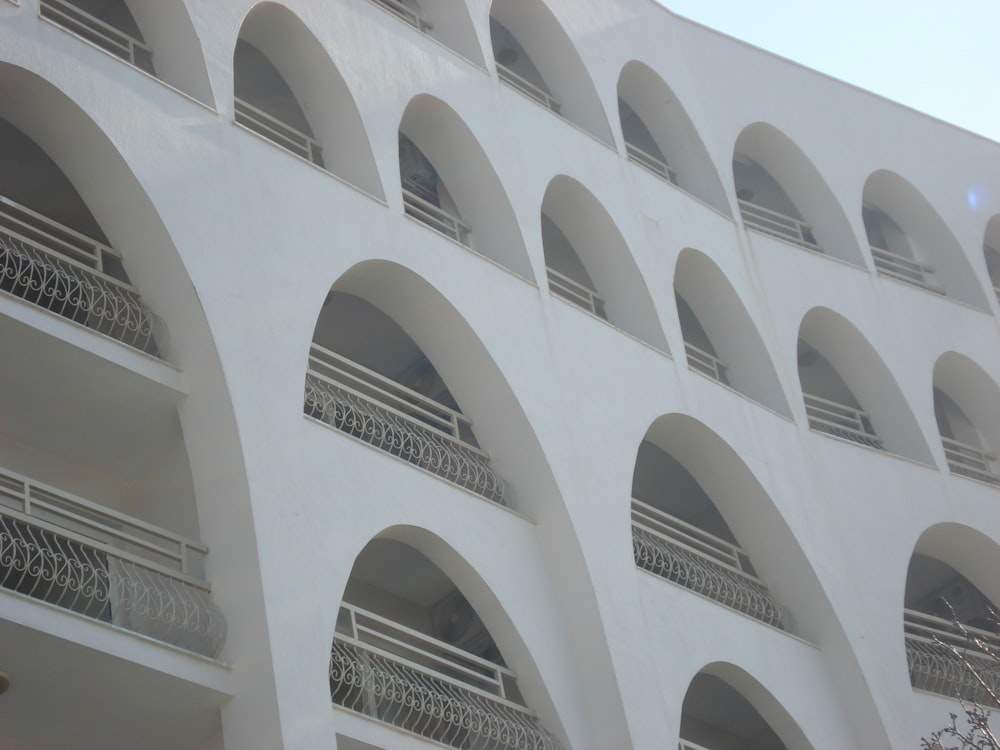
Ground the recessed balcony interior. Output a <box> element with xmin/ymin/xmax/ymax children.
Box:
<box><xmin>734</xmin><ymin>156</ymin><xmax>821</xmax><ymax>254</ymax></box>
<box><xmin>619</xmin><ymin>98</ymin><xmax>675</xmax><ymax>183</ymax></box>
<box><xmin>680</xmin><ymin>673</ymin><xmax>788</xmax><ymax>750</ymax></box>
<box><xmin>399</xmin><ymin>133</ymin><xmax>470</xmax><ymax>246</ymax></box>
<box><xmin>490</xmin><ymin>17</ymin><xmax>559</xmax><ymax>114</ymax></box>
<box><xmin>542</xmin><ymin>213</ymin><xmax>606</xmax><ymax>319</ymax></box>
<box><xmin>40</xmin><ymin>0</ymin><xmax>155</xmax><ymax>75</ymax></box>
<box><xmin>904</xmin><ymin>553</ymin><xmax>1000</xmax><ymax>704</ymax></box>
<box><xmin>330</xmin><ymin>538</ymin><xmax>564</xmax><ymax>750</ymax></box>
<box><xmin>863</xmin><ymin>205</ymin><xmax>939</xmax><ymax>294</ymax></box>
<box><xmin>985</xmin><ymin>241</ymin><xmax>1000</xmax><ymax>302</ymax></box>
<box><xmin>934</xmin><ymin>387</ymin><xmax>1000</xmax><ymax>486</ymax></box>
<box><xmin>304</xmin><ymin>292</ymin><xmax>507</xmax><ymax>504</ymax></box>
<box><xmin>676</xmin><ymin>293</ymin><xmax>728</xmax><ymax>386</ymax></box>
<box><xmin>631</xmin><ymin>440</ymin><xmax>788</xmax><ymax>630</ymax></box>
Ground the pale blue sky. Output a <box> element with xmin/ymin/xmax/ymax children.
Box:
<box><xmin>659</xmin><ymin>0</ymin><xmax>1000</xmax><ymax>142</ymax></box>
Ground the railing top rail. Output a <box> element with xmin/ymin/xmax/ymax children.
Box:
<box><xmin>904</xmin><ymin>608</ymin><xmax>1000</xmax><ymax>647</ymax></box>
<box><xmin>496</xmin><ymin>62</ymin><xmax>560</xmax><ymax>112</ymax></box>
<box><xmin>803</xmin><ymin>392</ymin><xmax>871</xmax><ymax>418</ymax></box>
<box><xmin>40</xmin><ymin>0</ymin><xmax>151</xmax><ymax>56</ymax></box>
<box><xmin>738</xmin><ymin>198</ymin><xmax>807</xmax><ymax>229</ymax></box>
<box><xmin>546</xmin><ymin>266</ymin><xmax>604</xmax><ymax>301</ymax></box>
<box><xmin>401</xmin><ymin>188</ymin><xmax>471</xmax><ymax>233</ymax></box>
<box><xmin>625</xmin><ymin>141</ymin><xmax>674</xmax><ymax>179</ymax></box>
<box><xmin>684</xmin><ymin>340</ymin><xmax>724</xmax><ymax>366</ymax></box>
<box><xmin>374</xmin><ymin>0</ymin><xmax>430</xmax><ymax>30</ymax></box>
<box><xmin>679</xmin><ymin>740</ymin><xmax>713</xmax><ymax>750</ymax></box>
<box><xmin>870</xmin><ymin>245</ymin><xmax>935</xmax><ymax>273</ymax></box>
<box><xmin>941</xmin><ymin>436</ymin><xmax>997</xmax><ymax>461</ymax></box>
<box><xmin>631</xmin><ymin>498</ymin><xmax>747</xmax><ymax>570</ymax></box>
<box><xmin>0</xmin><ymin>194</ymin><xmax>121</xmax><ymax>263</ymax></box>
<box><xmin>234</xmin><ymin>97</ymin><xmax>321</xmax><ymax>158</ymax></box>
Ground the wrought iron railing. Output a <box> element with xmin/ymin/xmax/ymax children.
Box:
<box><xmin>941</xmin><ymin>437</ymin><xmax>1000</xmax><ymax>487</ymax></box>
<box><xmin>373</xmin><ymin>0</ymin><xmax>431</xmax><ymax>31</ymax></box>
<box><xmin>40</xmin><ymin>0</ymin><xmax>154</xmax><ymax>74</ymax></box>
<box><xmin>304</xmin><ymin>344</ymin><xmax>507</xmax><ymax>504</ymax></box>
<box><xmin>330</xmin><ymin>602</ymin><xmax>563</xmax><ymax>750</ymax></box>
<box><xmin>0</xmin><ymin>195</ymin><xmax>161</xmax><ymax>355</ymax></box>
<box><xmin>684</xmin><ymin>341</ymin><xmax>728</xmax><ymax>385</ymax></box>
<box><xmin>625</xmin><ymin>141</ymin><xmax>676</xmax><ymax>183</ymax></box>
<box><xmin>496</xmin><ymin>63</ymin><xmax>561</xmax><ymax>114</ymax></box>
<box><xmin>402</xmin><ymin>188</ymin><xmax>472</xmax><ymax>247</ymax></box>
<box><xmin>0</xmin><ymin>466</ymin><xmax>225</xmax><ymax>658</ymax></box>
<box><xmin>803</xmin><ymin>393</ymin><xmax>883</xmax><ymax>450</ymax></box>
<box><xmin>546</xmin><ymin>267</ymin><xmax>606</xmax><ymax>319</ymax></box>
<box><xmin>870</xmin><ymin>245</ymin><xmax>941</xmax><ymax>294</ymax></box>
<box><xmin>234</xmin><ymin>97</ymin><xmax>324</xmax><ymax>167</ymax></box>
<box><xmin>738</xmin><ymin>199</ymin><xmax>822</xmax><ymax>254</ymax></box>
<box><xmin>631</xmin><ymin>498</ymin><xmax>788</xmax><ymax>630</ymax></box>
<box><xmin>905</xmin><ymin>608</ymin><xmax>1000</xmax><ymax>705</ymax></box>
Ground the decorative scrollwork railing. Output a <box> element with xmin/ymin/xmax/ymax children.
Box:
<box><xmin>904</xmin><ymin>608</ymin><xmax>1000</xmax><ymax>705</ymax></box>
<box><xmin>738</xmin><ymin>199</ymin><xmax>823</xmax><ymax>254</ymax></box>
<box><xmin>625</xmin><ymin>141</ymin><xmax>677</xmax><ymax>184</ymax></box>
<box><xmin>941</xmin><ymin>436</ymin><xmax>1000</xmax><ymax>487</ymax></box>
<box><xmin>0</xmin><ymin>466</ymin><xmax>225</xmax><ymax>658</ymax></box>
<box><xmin>496</xmin><ymin>63</ymin><xmax>561</xmax><ymax>114</ymax></box>
<box><xmin>0</xmin><ymin>196</ymin><xmax>162</xmax><ymax>355</ymax></box>
<box><xmin>546</xmin><ymin>266</ymin><xmax>606</xmax><ymax>319</ymax></box>
<box><xmin>684</xmin><ymin>341</ymin><xmax>728</xmax><ymax>385</ymax></box>
<box><xmin>330</xmin><ymin>603</ymin><xmax>563</xmax><ymax>750</ymax></box>
<box><xmin>304</xmin><ymin>344</ymin><xmax>507</xmax><ymax>505</ymax></box>
<box><xmin>40</xmin><ymin>0</ymin><xmax>155</xmax><ymax>74</ymax></box>
<box><xmin>870</xmin><ymin>245</ymin><xmax>942</xmax><ymax>294</ymax></box>
<box><xmin>803</xmin><ymin>393</ymin><xmax>884</xmax><ymax>450</ymax></box>
<box><xmin>234</xmin><ymin>97</ymin><xmax>325</xmax><ymax>167</ymax></box>
<box><xmin>631</xmin><ymin>499</ymin><xmax>788</xmax><ymax>630</ymax></box>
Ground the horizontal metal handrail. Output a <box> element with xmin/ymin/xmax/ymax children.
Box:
<box><xmin>402</xmin><ymin>188</ymin><xmax>471</xmax><ymax>247</ymax></box>
<box><xmin>373</xmin><ymin>0</ymin><xmax>431</xmax><ymax>31</ymax></box>
<box><xmin>738</xmin><ymin>199</ymin><xmax>822</xmax><ymax>253</ymax></box>
<box><xmin>496</xmin><ymin>62</ymin><xmax>561</xmax><ymax>114</ymax></box>
<box><xmin>546</xmin><ymin>266</ymin><xmax>606</xmax><ymax>319</ymax></box>
<box><xmin>40</xmin><ymin>0</ymin><xmax>154</xmax><ymax>73</ymax></box>
<box><xmin>803</xmin><ymin>393</ymin><xmax>883</xmax><ymax>450</ymax></box>
<box><xmin>870</xmin><ymin>245</ymin><xmax>941</xmax><ymax>293</ymax></box>
<box><xmin>941</xmin><ymin>436</ymin><xmax>1000</xmax><ymax>486</ymax></box>
<box><xmin>625</xmin><ymin>141</ymin><xmax>676</xmax><ymax>183</ymax></box>
<box><xmin>684</xmin><ymin>341</ymin><xmax>727</xmax><ymax>384</ymax></box>
<box><xmin>234</xmin><ymin>96</ymin><xmax>324</xmax><ymax>166</ymax></box>
<box><xmin>679</xmin><ymin>740</ymin><xmax>713</xmax><ymax>750</ymax></box>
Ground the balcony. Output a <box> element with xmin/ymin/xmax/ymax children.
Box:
<box><xmin>402</xmin><ymin>185</ymin><xmax>471</xmax><ymax>247</ymax></box>
<box><xmin>941</xmin><ymin>436</ymin><xmax>1000</xmax><ymax>487</ymax></box>
<box><xmin>905</xmin><ymin>608</ymin><xmax>1000</xmax><ymax>705</ymax></box>
<box><xmin>496</xmin><ymin>62</ymin><xmax>561</xmax><ymax>114</ymax></box>
<box><xmin>803</xmin><ymin>393</ymin><xmax>883</xmax><ymax>450</ymax></box>
<box><xmin>738</xmin><ymin>199</ymin><xmax>822</xmax><ymax>254</ymax></box>
<box><xmin>373</xmin><ymin>0</ymin><xmax>431</xmax><ymax>31</ymax></box>
<box><xmin>631</xmin><ymin>498</ymin><xmax>788</xmax><ymax>630</ymax></box>
<box><xmin>0</xmin><ymin>466</ymin><xmax>225</xmax><ymax>658</ymax></box>
<box><xmin>684</xmin><ymin>341</ymin><xmax>728</xmax><ymax>385</ymax></box>
<box><xmin>870</xmin><ymin>245</ymin><xmax>941</xmax><ymax>294</ymax></box>
<box><xmin>40</xmin><ymin>0</ymin><xmax>154</xmax><ymax>74</ymax></box>
<box><xmin>0</xmin><ymin>196</ymin><xmax>161</xmax><ymax>355</ymax></box>
<box><xmin>546</xmin><ymin>266</ymin><xmax>606</xmax><ymax>319</ymax></box>
<box><xmin>234</xmin><ymin>96</ymin><xmax>324</xmax><ymax>167</ymax></box>
<box><xmin>625</xmin><ymin>141</ymin><xmax>676</xmax><ymax>183</ymax></box>
<box><xmin>304</xmin><ymin>344</ymin><xmax>507</xmax><ymax>504</ymax></box>
<box><xmin>331</xmin><ymin>602</ymin><xmax>563</xmax><ymax>750</ymax></box>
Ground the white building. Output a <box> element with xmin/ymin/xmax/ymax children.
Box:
<box><xmin>1</xmin><ymin>1</ymin><xmax>999</xmax><ymax>748</ymax></box>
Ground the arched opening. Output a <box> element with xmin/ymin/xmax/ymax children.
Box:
<box><xmin>233</xmin><ymin>3</ymin><xmax>383</xmax><ymax>196</ymax></box>
<box><xmin>330</xmin><ymin>533</ymin><xmax>566</xmax><ymax>750</ymax></box>
<box><xmin>862</xmin><ymin>171</ymin><xmax>987</xmax><ymax>306</ymax></box>
<box><xmin>616</xmin><ymin>61</ymin><xmax>730</xmax><ymax>214</ymax></box>
<box><xmin>984</xmin><ymin>215</ymin><xmax>1000</xmax><ymax>303</ymax></box>
<box><xmin>489</xmin><ymin>0</ymin><xmax>612</xmax><ymax>143</ymax></box>
<box><xmin>797</xmin><ymin>308</ymin><xmax>932</xmax><ymax>462</ymax></box>
<box><xmin>367</xmin><ymin>0</ymin><xmax>483</xmax><ymax>63</ymax></box>
<box><xmin>734</xmin><ymin>123</ymin><xmax>860</xmax><ymax>264</ymax></box>
<box><xmin>398</xmin><ymin>95</ymin><xmax>533</xmax><ymax>279</ymax></box>
<box><xmin>933</xmin><ymin>352</ymin><xmax>1000</xmax><ymax>486</ymax></box>
<box><xmin>904</xmin><ymin>525</ymin><xmax>1000</xmax><ymax>704</ymax></box>
<box><xmin>541</xmin><ymin>175</ymin><xmax>667</xmax><ymax>349</ymax></box>
<box><xmin>674</xmin><ymin>249</ymin><xmax>790</xmax><ymax>414</ymax></box>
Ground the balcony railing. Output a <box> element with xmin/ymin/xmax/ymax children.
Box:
<box><xmin>0</xmin><ymin>195</ymin><xmax>161</xmax><ymax>355</ymax></box>
<box><xmin>373</xmin><ymin>0</ymin><xmax>431</xmax><ymax>31</ymax></box>
<box><xmin>234</xmin><ymin>96</ymin><xmax>324</xmax><ymax>167</ymax></box>
<box><xmin>330</xmin><ymin>602</ymin><xmax>563</xmax><ymax>750</ymax></box>
<box><xmin>304</xmin><ymin>344</ymin><xmax>507</xmax><ymax>504</ymax></box>
<box><xmin>496</xmin><ymin>63</ymin><xmax>561</xmax><ymax>114</ymax></box>
<box><xmin>803</xmin><ymin>393</ymin><xmax>884</xmax><ymax>450</ymax></box>
<box><xmin>625</xmin><ymin>142</ymin><xmax>676</xmax><ymax>183</ymax></box>
<box><xmin>684</xmin><ymin>341</ymin><xmax>728</xmax><ymax>385</ymax></box>
<box><xmin>40</xmin><ymin>0</ymin><xmax>154</xmax><ymax>74</ymax></box>
<box><xmin>546</xmin><ymin>267</ymin><xmax>606</xmax><ymax>319</ymax></box>
<box><xmin>738</xmin><ymin>199</ymin><xmax>822</xmax><ymax>254</ymax></box>
<box><xmin>870</xmin><ymin>245</ymin><xmax>941</xmax><ymax>294</ymax></box>
<box><xmin>905</xmin><ymin>608</ymin><xmax>1000</xmax><ymax>705</ymax></box>
<box><xmin>631</xmin><ymin>498</ymin><xmax>788</xmax><ymax>630</ymax></box>
<box><xmin>679</xmin><ymin>741</ymin><xmax>712</xmax><ymax>750</ymax></box>
<box><xmin>941</xmin><ymin>436</ymin><xmax>1000</xmax><ymax>487</ymax></box>
<box><xmin>0</xmin><ymin>466</ymin><xmax>225</xmax><ymax>658</ymax></box>
<box><xmin>402</xmin><ymin>187</ymin><xmax>472</xmax><ymax>247</ymax></box>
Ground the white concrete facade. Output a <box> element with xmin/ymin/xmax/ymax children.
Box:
<box><xmin>1</xmin><ymin>1</ymin><xmax>999</xmax><ymax>749</ymax></box>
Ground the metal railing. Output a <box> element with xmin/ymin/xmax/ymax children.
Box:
<box><xmin>0</xmin><ymin>466</ymin><xmax>225</xmax><ymax>658</ymax></box>
<box><xmin>684</xmin><ymin>341</ymin><xmax>728</xmax><ymax>385</ymax></box>
<box><xmin>870</xmin><ymin>245</ymin><xmax>941</xmax><ymax>294</ymax></box>
<box><xmin>679</xmin><ymin>740</ymin><xmax>713</xmax><ymax>750</ymax></box>
<box><xmin>546</xmin><ymin>267</ymin><xmax>606</xmax><ymax>319</ymax></box>
<box><xmin>40</xmin><ymin>0</ymin><xmax>154</xmax><ymax>74</ymax></box>
<box><xmin>905</xmin><ymin>608</ymin><xmax>1000</xmax><ymax>705</ymax></box>
<box><xmin>0</xmin><ymin>195</ymin><xmax>161</xmax><ymax>355</ymax></box>
<box><xmin>402</xmin><ymin>188</ymin><xmax>472</xmax><ymax>247</ymax></box>
<box><xmin>625</xmin><ymin>141</ymin><xmax>676</xmax><ymax>183</ymax></box>
<box><xmin>304</xmin><ymin>344</ymin><xmax>507</xmax><ymax>504</ymax></box>
<box><xmin>330</xmin><ymin>602</ymin><xmax>563</xmax><ymax>750</ymax></box>
<box><xmin>941</xmin><ymin>437</ymin><xmax>1000</xmax><ymax>487</ymax></box>
<box><xmin>631</xmin><ymin>498</ymin><xmax>788</xmax><ymax>630</ymax></box>
<box><xmin>234</xmin><ymin>96</ymin><xmax>324</xmax><ymax>167</ymax></box>
<box><xmin>803</xmin><ymin>393</ymin><xmax>883</xmax><ymax>450</ymax></box>
<box><xmin>738</xmin><ymin>199</ymin><xmax>823</xmax><ymax>254</ymax></box>
<box><xmin>496</xmin><ymin>63</ymin><xmax>561</xmax><ymax>114</ymax></box>
<box><xmin>373</xmin><ymin>0</ymin><xmax>431</xmax><ymax>31</ymax></box>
